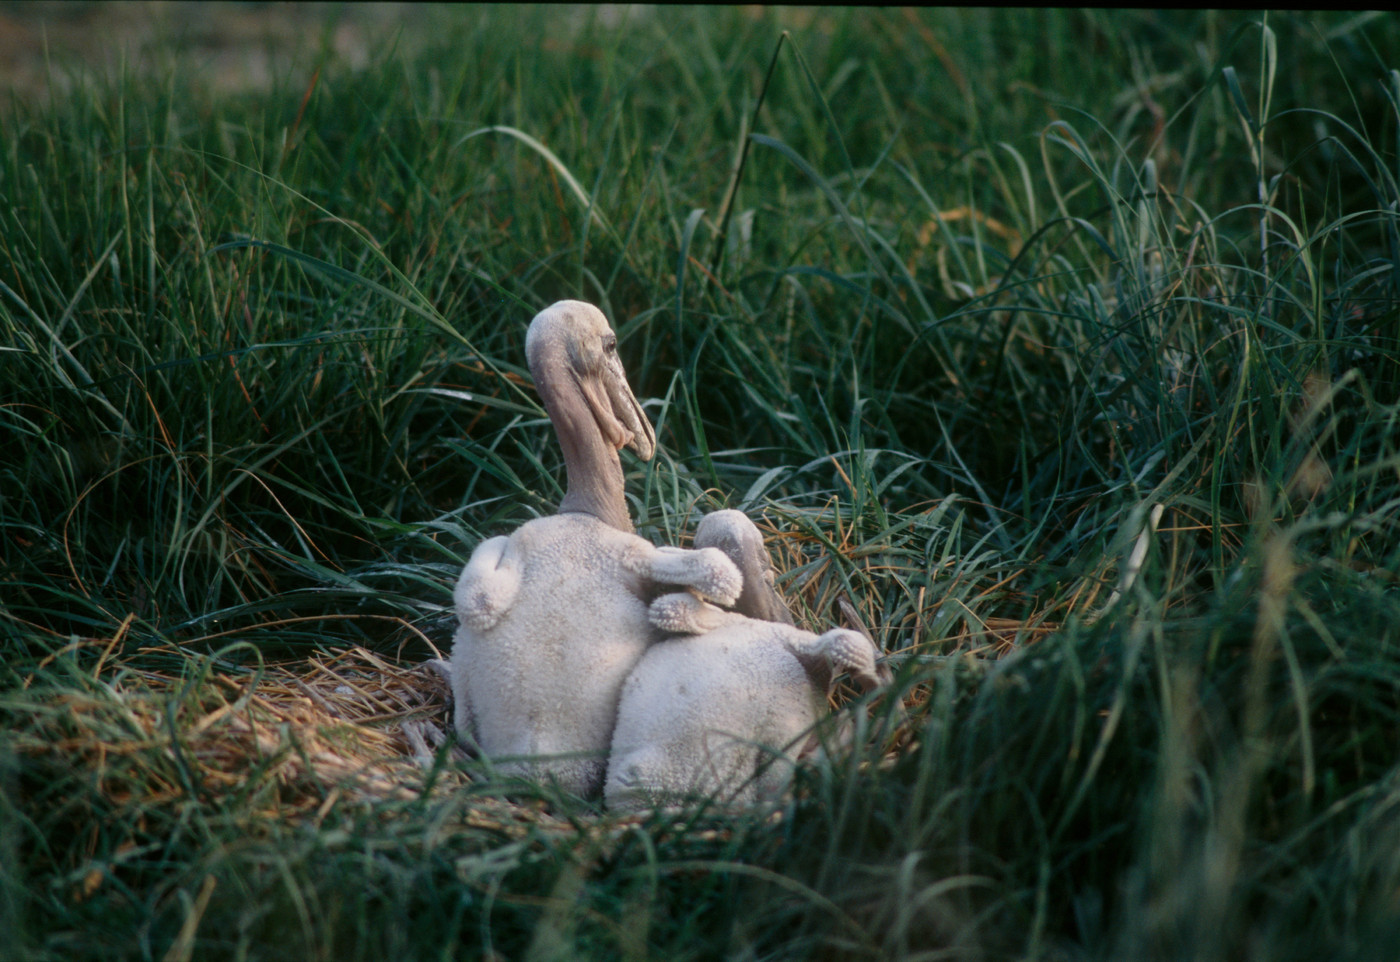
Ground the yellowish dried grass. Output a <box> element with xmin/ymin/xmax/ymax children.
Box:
<box><xmin>15</xmin><ymin>646</ymin><xmax>569</xmax><ymax>835</ymax></box>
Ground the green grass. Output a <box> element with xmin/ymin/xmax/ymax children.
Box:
<box><xmin>4</xmin><ymin>5</ymin><xmax>1400</xmax><ymax>959</ymax></box>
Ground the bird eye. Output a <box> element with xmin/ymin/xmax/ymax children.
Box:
<box><xmin>602</xmin><ymin>334</ymin><xmax>617</xmax><ymax>353</ymax></box>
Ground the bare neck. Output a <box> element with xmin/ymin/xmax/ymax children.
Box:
<box><xmin>533</xmin><ymin>355</ymin><xmax>635</xmax><ymax>534</ymax></box>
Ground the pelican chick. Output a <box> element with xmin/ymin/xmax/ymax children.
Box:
<box><xmin>448</xmin><ymin>300</ymin><xmax>743</xmax><ymax>798</ymax></box>
<box><xmin>605</xmin><ymin>592</ymin><xmax>885</xmax><ymax>811</ymax></box>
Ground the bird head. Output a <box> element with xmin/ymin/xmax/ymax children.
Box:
<box><xmin>527</xmin><ymin>300</ymin><xmax>656</xmax><ymax>462</ymax></box>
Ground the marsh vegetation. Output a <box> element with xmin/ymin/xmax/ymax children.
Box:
<box><xmin>3</xmin><ymin>7</ymin><xmax>1400</xmax><ymax>959</ymax></box>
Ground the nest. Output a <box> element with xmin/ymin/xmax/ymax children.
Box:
<box><xmin>19</xmin><ymin>645</ymin><xmax>568</xmax><ymax>836</ymax></box>
<box><xmin>166</xmin><ymin>645</ymin><xmax>463</xmax><ymax>806</ymax></box>
<box><xmin>18</xmin><ymin>637</ymin><xmax>912</xmax><ymax>844</ymax></box>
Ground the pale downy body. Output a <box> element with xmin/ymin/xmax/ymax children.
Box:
<box><xmin>605</xmin><ymin>592</ymin><xmax>885</xmax><ymax>811</ymax></box>
<box><xmin>448</xmin><ymin>301</ymin><xmax>768</xmax><ymax>798</ymax></box>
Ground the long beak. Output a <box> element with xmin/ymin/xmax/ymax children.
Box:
<box><xmin>573</xmin><ymin>354</ymin><xmax>656</xmax><ymax>462</ymax></box>
<box><xmin>600</xmin><ymin>352</ymin><xmax>655</xmax><ymax>461</ymax></box>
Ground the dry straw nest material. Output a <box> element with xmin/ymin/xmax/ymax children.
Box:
<box><xmin>15</xmin><ymin>645</ymin><xmax>568</xmax><ymax>836</ymax></box>
<box><xmin>15</xmin><ymin>632</ymin><xmax>912</xmax><ymax>838</ymax></box>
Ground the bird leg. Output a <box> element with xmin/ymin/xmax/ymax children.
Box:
<box><xmin>632</xmin><ymin>544</ymin><xmax>743</xmax><ymax>607</ymax></box>
<box><xmin>420</xmin><ymin>657</ymin><xmax>453</xmax><ymax>690</ymax></box>
<box><xmin>787</xmin><ymin>629</ymin><xmax>885</xmax><ymax>694</ymax></box>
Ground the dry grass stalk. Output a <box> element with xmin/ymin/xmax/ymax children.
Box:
<box><xmin>16</xmin><ymin>646</ymin><xmax>535</xmax><ymax>822</ymax></box>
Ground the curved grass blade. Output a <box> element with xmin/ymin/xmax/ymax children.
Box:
<box><xmin>457</xmin><ymin>125</ymin><xmax>616</xmax><ymax>238</ymax></box>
